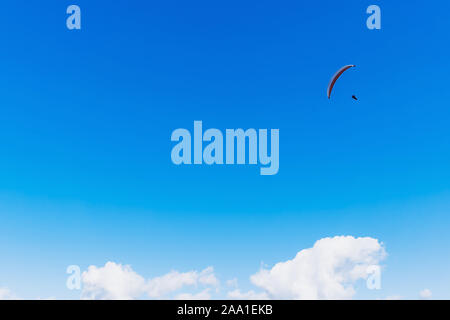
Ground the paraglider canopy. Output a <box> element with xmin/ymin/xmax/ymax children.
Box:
<box><xmin>327</xmin><ymin>65</ymin><xmax>356</xmax><ymax>99</ymax></box>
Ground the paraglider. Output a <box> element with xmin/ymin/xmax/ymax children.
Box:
<box><xmin>327</xmin><ymin>65</ymin><xmax>356</xmax><ymax>99</ymax></box>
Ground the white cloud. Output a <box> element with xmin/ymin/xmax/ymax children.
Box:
<box><xmin>79</xmin><ymin>236</ymin><xmax>387</xmax><ymax>300</ymax></box>
<box><xmin>146</xmin><ymin>270</ymin><xmax>198</xmax><ymax>298</ymax></box>
<box><xmin>198</xmin><ymin>267</ymin><xmax>219</xmax><ymax>286</ymax></box>
<box><xmin>0</xmin><ymin>288</ymin><xmax>17</xmax><ymax>300</ymax></box>
<box><xmin>81</xmin><ymin>262</ymin><xmax>218</xmax><ymax>300</ymax></box>
<box><xmin>147</xmin><ymin>267</ymin><xmax>217</xmax><ymax>298</ymax></box>
<box><xmin>226</xmin><ymin>278</ymin><xmax>238</xmax><ymax>288</ymax></box>
<box><xmin>227</xmin><ymin>289</ymin><xmax>269</xmax><ymax>300</ymax></box>
<box><xmin>419</xmin><ymin>289</ymin><xmax>432</xmax><ymax>300</ymax></box>
<box><xmin>81</xmin><ymin>262</ymin><xmax>146</xmax><ymax>300</ymax></box>
<box><xmin>249</xmin><ymin>236</ymin><xmax>386</xmax><ymax>299</ymax></box>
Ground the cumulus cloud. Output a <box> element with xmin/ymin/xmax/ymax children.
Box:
<box><xmin>419</xmin><ymin>289</ymin><xmax>432</xmax><ymax>300</ymax></box>
<box><xmin>226</xmin><ymin>278</ymin><xmax>238</xmax><ymax>288</ymax></box>
<box><xmin>147</xmin><ymin>267</ymin><xmax>218</xmax><ymax>298</ymax></box>
<box><xmin>249</xmin><ymin>236</ymin><xmax>386</xmax><ymax>299</ymax></box>
<box><xmin>81</xmin><ymin>262</ymin><xmax>146</xmax><ymax>300</ymax></box>
<box><xmin>198</xmin><ymin>267</ymin><xmax>219</xmax><ymax>286</ymax></box>
<box><xmin>80</xmin><ymin>236</ymin><xmax>386</xmax><ymax>300</ymax></box>
<box><xmin>81</xmin><ymin>262</ymin><xmax>218</xmax><ymax>300</ymax></box>
<box><xmin>0</xmin><ymin>288</ymin><xmax>17</xmax><ymax>300</ymax></box>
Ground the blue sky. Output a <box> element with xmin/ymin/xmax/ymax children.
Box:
<box><xmin>0</xmin><ymin>0</ymin><xmax>450</xmax><ymax>299</ymax></box>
